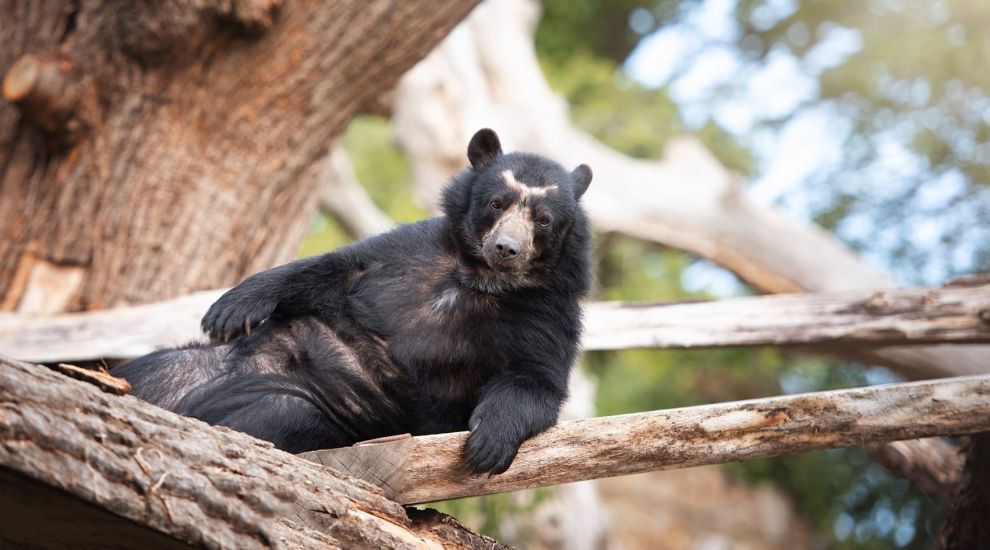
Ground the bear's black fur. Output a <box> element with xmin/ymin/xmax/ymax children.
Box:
<box><xmin>113</xmin><ymin>129</ymin><xmax>593</xmax><ymax>474</ymax></box>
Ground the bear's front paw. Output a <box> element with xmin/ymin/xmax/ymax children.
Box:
<box><xmin>201</xmin><ymin>292</ymin><xmax>277</xmax><ymax>342</ymax></box>
<box><xmin>464</xmin><ymin>417</ymin><xmax>521</xmax><ymax>476</ymax></box>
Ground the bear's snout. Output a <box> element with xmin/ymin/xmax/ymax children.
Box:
<box><xmin>494</xmin><ymin>235</ymin><xmax>521</xmax><ymax>259</ymax></box>
<box><xmin>483</xmin><ymin>224</ymin><xmax>533</xmax><ymax>274</ymax></box>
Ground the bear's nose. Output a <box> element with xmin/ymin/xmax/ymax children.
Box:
<box><xmin>494</xmin><ymin>235</ymin><xmax>520</xmax><ymax>259</ymax></box>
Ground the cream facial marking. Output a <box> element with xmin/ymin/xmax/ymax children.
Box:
<box><xmin>481</xmin><ymin>200</ymin><xmax>533</xmax><ymax>244</ymax></box>
<box><xmin>502</xmin><ymin>170</ymin><xmax>557</xmax><ymax>199</ymax></box>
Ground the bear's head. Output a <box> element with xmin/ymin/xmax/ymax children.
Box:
<box><xmin>442</xmin><ymin>129</ymin><xmax>593</xmax><ymax>294</ymax></box>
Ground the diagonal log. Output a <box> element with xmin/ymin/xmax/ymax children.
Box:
<box><xmin>0</xmin><ymin>356</ymin><xmax>504</xmax><ymax>549</ymax></box>
<box><xmin>302</xmin><ymin>374</ymin><xmax>990</xmax><ymax>505</ymax></box>
<box><xmin>1</xmin><ymin>283</ymin><xmax>988</xmax><ymax>363</ymax></box>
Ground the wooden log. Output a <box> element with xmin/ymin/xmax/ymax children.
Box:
<box><xmin>582</xmin><ymin>284</ymin><xmax>990</xmax><ymax>351</ymax></box>
<box><xmin>2</xmin><ymin>284</ymin><xmax>989</xmax><ymax>363</ymax></box>
<box><xmin>0</xmin><ymin>356</ymin><xmax>504</xmax><ymax>549</ymax></box>
<box><xmin>301</xmin><ymin>374</ymin><xmax>990</xmax><ymax>505</ymax></box>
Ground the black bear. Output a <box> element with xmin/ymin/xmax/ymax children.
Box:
<box><xmin>113</xmin><ymin>129</ymin><xmax>593</xmax><ymax>475</ymax></box>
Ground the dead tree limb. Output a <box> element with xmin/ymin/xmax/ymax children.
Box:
<box><xmin>0</xmin><ymin>356</ymin><xmax>504</xmax><ymax>549</ymax></box>
<box><xmin>582</xmin><ymin>284</ymin><xmax>990</xmax><ymax>351</ymax></box>
<box><xmin>2</xmin><ymin>283</ymin><xmax>988</xmax><ymax>363</ymax></box>
<box><xmin>301</xmin><ymin>374</ymin><xmax>990</xmax><ymax>505</ymax></box>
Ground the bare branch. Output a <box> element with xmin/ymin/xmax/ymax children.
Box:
<box><xmin>583</xmin><ymin>284</ymin><xmax>990</xmax><ymax>351</ymax></box>
<box><xmin>300</xmin><ymin>374</ymin><xmax>990</xmax><ymax>505</ymax></box>
<box><xmin>2</xmin><ymin>284</ymin><xmax>988</xmax><ymax>363</ymax></box>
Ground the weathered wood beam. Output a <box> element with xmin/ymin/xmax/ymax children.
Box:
<box><xmin>301</xmin><ymin>374</ymin><xmax>990</xmax><ymax>505</ymax></box>
<box><xmin>582</xmin><ymin>283</ymin><xmax>990</xmax><ymax>351</ymax></box>
<box><xmin>0</xmin><ymin>356</ymin><xmax>504</xmax><ymax>549</ymax></box>
<box><xmin>2</xmin><ymin>284</ymin><xmax>989</xmax><ymax>363</ymax></box>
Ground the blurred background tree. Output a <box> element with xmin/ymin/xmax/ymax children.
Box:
<box><xmin>301</xmin><ymin>0</ymin><xmax>989</xmax><ymax>547</ymax></box>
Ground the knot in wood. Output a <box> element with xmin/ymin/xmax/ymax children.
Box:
<box><xmin>2</xmin><ymin>54</ymin><xmax>86</xmax><ymax>145</ymax></box>
<box><xmin>864</xmin><ymin>292</ymin><xmax>891</xmax><ymax>315</ymax></box>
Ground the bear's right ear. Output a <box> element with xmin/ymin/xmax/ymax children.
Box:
<box><xmin>467</xmin><ymin>128</ymin><xmax>503</xmax><ymax>170</ymax></box>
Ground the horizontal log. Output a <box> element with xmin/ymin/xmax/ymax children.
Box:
<box><xmin>2</xmin><ymin>284</ymin><xmax>989</xmax><ymax>363</ymax></box>
<box><xmin>0</xmin><ymin>356</ymin><xmax>504</xmax><ymax>549</ymax></box>
<box><xmin>582</xmin><ymin>284</ymin><xmax>990</xmax><ymax>351</ymax></box>
<box><xmin>301</xmin><ymin>374</ymin><xmax>990</xmax><ymax>504</ymax></box>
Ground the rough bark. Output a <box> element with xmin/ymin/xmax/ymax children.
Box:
<box><xmin>0</xmin><ymin>0</ymin><xmax>478</xmax><ymax>314</ymax></box>
<box><xmin>389</xmin><ymin>0</ymin><xmax>990</xmax><ymax>380</ymax></box>
<box><xmin>583</xmin><ymin>284</ymin><xmax>990</xmax><ymax>351</ymax></box>
<box><xmin>301</xmin><ymin>374</ymin><xmax>990</xmax><ymax>505</ymax></box>
<box><xmin>3</xmin><ymin>283</ymin><xmax>987</xmax><ymax>363</ymax></box>
<box><xmin>0</xmin><ymin>356</ymin><xmax>504</xmax><ymax>549</ymax></box>
<box><xmin>939</xmin><ymin>433</ymin><xmax>990</xmax><ymax>549</ymax></box>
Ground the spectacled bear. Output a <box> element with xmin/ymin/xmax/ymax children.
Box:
<box><xmin>113</xmin><ymin>129</ymin><xmax>593</xmax><ymax>475</ymax></box>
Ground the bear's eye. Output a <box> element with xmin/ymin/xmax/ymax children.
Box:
<box><xmin>490</xmin><ymin>200</ymin><xmax>502</xmax><ymax>211</ymax></box>
<box><xmin>538</xmin><ymin>214</ymin><xmax>553</xmax><ymax>227</ymax></box>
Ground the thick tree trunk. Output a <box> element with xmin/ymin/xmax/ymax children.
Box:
<box><xmin>938</xmin><ymin>433</ymin><xmax>990</xmax><ymax>549</ymax></box>
<box><xmin>0</xmin><ymin>0</ymin><xmax>478</xmax><ymax>314</ymax></box>
<box><xmin>0</xmin><ymin>356</ymin><xmax>504</xmax><ymax>549</ymax></box>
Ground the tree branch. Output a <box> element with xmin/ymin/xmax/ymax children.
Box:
<box><xmin>2</xmin><ymin>284</ymin><xmax>988</xmax><ymax>363</ymax></box>
<box><xmin>300</xmin><ymin>375</ymin><xmax>990</xmax><ymax>504</ymax></box>
<box><xmin>301</xmin><ymin>374</ymin><xmax>990</xmax><ymax>505</ymax></box>
<box><xmin>0</xmin><ymin>356</ymin><xmax>504</xmax><ymax>549</ymax></box>
<box><xmin>583</xmin><ymin>284</ymin><xmax>990</xmax><ymax>351</ymax></box>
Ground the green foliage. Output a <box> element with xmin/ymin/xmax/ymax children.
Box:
<box><xmin>725</xmin><ymin>0</ymin><xmax>990</xmax><ymax>281</ymax></box>
<box><xmin>540</xmin><ymin>52</ymin><xmax>754</xmax><ymax>174</ymax></box>
<box><xmin>341</xmin><ymin>116</ymin><xmax>426</xmax><ymax>224</ymax></box>
<box><xmin>427</xmin><ymin>487</ymin><xmax>551</xmax><ymax>541</ymax></box>
<box><xmin>736</xmin><ymin>0</ymin><xmax>990</xmax><ymax>185</ymax></box>
<box><xmin>537</xmin><ymin>0</ymin><xmax>695</xmax><ymax>64</ymax></box>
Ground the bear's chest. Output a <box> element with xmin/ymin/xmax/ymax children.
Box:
<box><xmin>389</xmin><ymin>285</ymin><xmax>501</xmax><ymax>368</ymax></box>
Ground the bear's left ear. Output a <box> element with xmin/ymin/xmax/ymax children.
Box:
<box><xmin>571</xmin><ymin>164</ymin><xmax>593</xmax><ymax>199</ymax></box>
<box><xmin>467</xmin><ymin>128</ymin><xmax>503</xmax><ymax>170</ymax></box>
